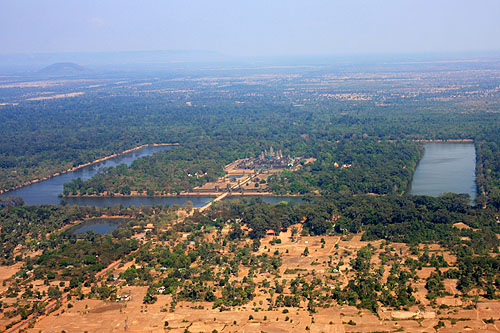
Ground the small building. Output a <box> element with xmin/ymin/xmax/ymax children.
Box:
<box><xmin>116</xmin><ymin>294</ymin><xmax>131</xmax><ymax>302</ymax></box>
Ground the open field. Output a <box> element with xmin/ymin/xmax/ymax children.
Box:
<box><xmin>17</xmin><ymin>222</ymin><xmax>499</xmax><ymax>333</ymax></box>
<box><xmin>25</xmin><ymin>92</ymin><xmax>84</xmax><ymax>101</ymax></box>
<box><xmin>1</xmin><ymin>58</ymin><xmax>500</xmax><ymax>333</ymax></box>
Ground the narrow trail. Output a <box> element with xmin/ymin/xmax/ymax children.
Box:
<box><xmin>331</xmin><ymin>236</ymin><xmax>348</xmax><ymax>286</ymax></box>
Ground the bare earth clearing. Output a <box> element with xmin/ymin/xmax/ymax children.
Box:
<box><xmin>26</xmin><ymin>226</ymin><xmax>500</xmax><ymax>333</ymax></box>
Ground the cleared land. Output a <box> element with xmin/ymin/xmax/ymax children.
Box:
<box><xmin>12</xmin><ymin>219</ymin><xmax>497</xmax><ymax>333</ymax></box>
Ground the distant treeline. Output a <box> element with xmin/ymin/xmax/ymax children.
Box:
<box><xmin>209</xmin><ymin>193</ymin><xmax>500</xmax><ymax>251</ymax></box>
<box><xmin>0</xmin><ymin>70</ymin><xmax>499</xmax><ymax>207</ymax></box>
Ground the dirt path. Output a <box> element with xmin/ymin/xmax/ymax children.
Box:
<box><xmin>332</xmin><ymin>237</ymin><xmax>349</xmax><ymax>286</ymax></box>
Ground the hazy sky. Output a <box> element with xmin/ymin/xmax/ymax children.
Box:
<box><xmin>1</xmin><ymin>0</ymin><xmax>500</xmax><ymax>56</ymax></box>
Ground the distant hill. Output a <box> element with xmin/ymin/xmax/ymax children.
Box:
<box><xmin>37</xmin><ymin>62</ymin><xmax>90</xmax><ymax>76</ymax></box>
<box><xmin>0</xmin><ymin>50</ymin><xmax>230</xmax><ymax>74</ymax></box>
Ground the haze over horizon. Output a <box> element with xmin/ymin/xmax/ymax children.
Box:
<box><xmin>2</xmin><ymin>0</ymin><xmax>500</xmax><ymax>58</ymax></box>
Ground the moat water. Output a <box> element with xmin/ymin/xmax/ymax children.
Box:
<box><xmin>2</xmin><ymin>145</ymin><xmax>212</xmax><ymax>207</ymax></box>
<box><xmin>410</xmin><ymin>143</ymin><xmax>476</xmax><ymax>200</ymax></box>
<box><xmin>3</xmin><ymin>145</ymin><xmax>301</xmax><ymax>207</ymax></box>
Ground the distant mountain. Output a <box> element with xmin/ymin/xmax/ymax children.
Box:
<box><xmin>37</xmin><ymin>62</ymin><xmax>90</xmax><ymax>76</ymax></box>
<box><xmin>0</xmin><ymin>50</ymin><xmax>231</xmax><ymax>74</ymax></box>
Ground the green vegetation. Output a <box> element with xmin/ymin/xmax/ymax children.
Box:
<box><xmin>208</xmin><ymin>193</ymin><xmax>500</xmax><ymax>250</ymax></box>
<box><xmin>268</xmin><ymin>139</ymin><xmax>422</xmax><ymax>195</ymax></box>
<box><xmin>0</xmin><ymin>64</ymin><xmax>497</xmax><ymax>206</ymax></box>
<box><xmin>1</xmin><ymin>62</ymin><xmax>500</xmax><ymax>329</ymax></box>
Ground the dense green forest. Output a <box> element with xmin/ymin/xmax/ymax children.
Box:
<box><xmin>0</xmin><ymin>202</ymin><xmax>149</xmax><ymax>265</ymax></box>
<box><xmin>1</xmin><ymin>65</ymin><xmax>500</xmax><ymax>208</ymax></box>
<box><xmin>1</xmin><ymin>191</ymin><xmax>498</xmax><ymax>323</ymax></box>
<box><xmin>267</xmin><ymin>139</ymin><xmax>422</xmax><ymax>195</ymax></box>
<box><xmin>208</xmin><ymin>193</ymin><xmax>500</xmax><ymax>249</ymax></box>
<box><xmin>54</xmin><ymin>94</ymin><xmax>500</xmax><ymax>203</ymax></box>
<box><xmin>1</xmin><ymin>64</ymin><xmax>500</xmax><ymax>326</ymax></box>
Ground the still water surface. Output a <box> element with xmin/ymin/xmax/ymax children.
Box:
<box><xmin>4</xmin><ymin>145</ymin><xmax>296</xmax><ymax>207</ymax></box>
<box><xmin>9</xmin><ymin>143</ymin><xmax>472</xmax><ymax>207</ymax></box>
<box><xmin>3</xmin><ymin>145</ymin><xmax>213</xmax><ymax>206</ymax></box>
<box><xmin>224</xmin><ymin>195</ymin><xmax>304</xmax><ymax>204</ymax></box>
<box><xmin>70</xmin><ymin>218</ymin><xmax>130</xmax><ymax>235</ymax></box>
<box><xmin>410</xmin><ymin>143</ymin><xmax>476</xmax><ymax>200</ymax></box>
<box><xmin>64</xmin><ymin>195</ymin><xmax>215</xmax><ymax>208</ymax></box>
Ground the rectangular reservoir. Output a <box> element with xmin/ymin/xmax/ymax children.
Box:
<box><xmin>410</xmin><ymin>143</ymin><xmax>476</xmax><ymax>200</ymax></box>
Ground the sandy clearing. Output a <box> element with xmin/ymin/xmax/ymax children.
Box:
<box><xmin>26</xmin><ymin>92</ymin><xmax>84</xmax><ymax>101</ymax></box>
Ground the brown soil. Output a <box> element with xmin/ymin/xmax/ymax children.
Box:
<box><xmin>5</xmin><ymin>218</ymin><xmax>495</xmax><ymax>333</ymax></box>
